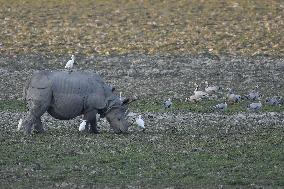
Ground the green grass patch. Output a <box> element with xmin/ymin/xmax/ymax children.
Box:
<box><xmin>0</xmin><ymin>100</ymin><xmax>26</xmax><ymax>112</ymax></box>
<box><xmin>0</xmin><ymin>123</ymin><xmax>283</xmax><ymax>188</ymax></box>
<box><xmin>1</xmin><ymin>99</ymin><xmax>283</xmax><ymax>113</ymax></box>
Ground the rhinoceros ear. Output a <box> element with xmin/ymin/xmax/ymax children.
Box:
<box><xmin>122</xmin><ymin>98</ymin><xmax>130</xmax><ymax>105</ymax></box>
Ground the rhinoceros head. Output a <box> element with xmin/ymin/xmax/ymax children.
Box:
<box><xmin>105</xmin><ymin>98</ymin><xmax>130</xmax><ymax>133</ymax></box>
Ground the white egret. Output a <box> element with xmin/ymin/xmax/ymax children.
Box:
<box><xmin>65</xmin><ymin>55</ymin><xmax>75</xmax><ymax>71</ymax></box>
<box><xmin>163</xmin><ymin>98</ymin><xmax>172</xmax><ymax>109</ymax></box>
<box><xmin>136</xmin><ymin>115</ymin><xmax>145</xmax><ymax>131</ymax></box>
<box><xmin>213</xmin><ymin>102</ymin><xmax>227</xmax><ymax>110</ymax></box>
<box><xmin>79</xmin><ymin>120</ymin><xmax>87</xmax><ymax>131</ymax></box>
<box><xmin>193</xmin><ymin>83</ymin><xmax>208</xmax><ymax>99</ymax></box>
<box><xmin>204</xmin><ymin>81</ymin><xmax>221</xmax><ymax>94</ymax></box>
<box><xmin>248</xmin><ymin>101</ymin><xmax>262</xmax><ymax>111</ymax></box>
<box><xmin>17</xmin><ymin>118</ymin><xmax>23</xmax><ymax>131</ymax></box>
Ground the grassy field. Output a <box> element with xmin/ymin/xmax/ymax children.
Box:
<box><xmin>1</xmin><ymin>112</ymin><xmax>284</xmax><ymax>188</ymax></box>
<box><xmin>0</xmin><ymin>0</ymin><xmax>284</xmax><ymax>188</ymax></box>
<box><xmin>1</xmin><ymin>99</ymin><xmax>284</xmax><ymax>188</ymax></box>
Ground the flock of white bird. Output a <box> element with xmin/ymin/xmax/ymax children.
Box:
<box><xmin>64</xmin><ymin>55</ymin><xmax>282</xmax><ymax>132</ymax></box>
<box><xmin>186</xmin><ymin>82</ymin><xmax>283</xmax><ymax>111</ymax></box>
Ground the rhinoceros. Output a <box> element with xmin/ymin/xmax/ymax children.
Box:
<box><xmin>19</xmin><ymin>70</ymin><xmax>130</xmax><ymax>134</ymax></box>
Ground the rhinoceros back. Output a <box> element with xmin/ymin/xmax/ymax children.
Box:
<box><xmin>47</xmin><ymin>71</ymin><xmax>109</xmax><ymax>119</ymax></box>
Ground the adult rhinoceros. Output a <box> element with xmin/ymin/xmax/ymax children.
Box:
<box><xmin>19</xmin><ymin>70</ymin><xmax>130</xmax><ymax>134</ymax></box>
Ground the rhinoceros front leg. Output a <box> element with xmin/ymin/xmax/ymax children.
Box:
<box><xmin>89</xmin><ymin>119</ymin><xmax>99</xmax><ymax>134</ymax></box>
<box><xmin>83</xmin><ymin>109</ymin><xmax>100</xmax><ymax>134</ymax></box>
<box><xmin>20</xmin><ymin>114</ymin><xmax>36</xmax><ymax>134</ymax></box>
<box><xmin>21</xmin><ymin>114</ymin><xmax>45</xmax><ymax>134</ymax></box>
<box><xmin>21</xmin><ymin>100</ymin><xmax>49</xmax><ymax>134</ymax></box>
<box><xmin>33</xmin><ymin>118</ymin><xmax>45</xmax><ymax>133</ymax></box>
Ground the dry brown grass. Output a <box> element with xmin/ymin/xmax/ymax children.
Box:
<box><xmin>0</xmin><ymin>0</ymin><xmax>283</xmax><ymax>56</ymax></box>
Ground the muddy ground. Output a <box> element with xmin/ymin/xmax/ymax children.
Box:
<box><xmin>1</xmin><ymin>54</ymin><xmax>283</xmax><ymax>100</ymax></box>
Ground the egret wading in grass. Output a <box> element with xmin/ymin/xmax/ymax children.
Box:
<box><xmin>204</xmin><ymin>81</ymin><xmax>221</xmax><ymax>95</ymax></box>
<box><xmin>213</xmin><ymin>102</ymin><xmax>227</xmax><ymax>110</ymax></box>
<box><xmin>186</xmin><ymin>94</ymin><xmax>202</xmax><ymax>103</ymax></box>
<box><xmin>248</xmin><ymin>101</ymin><xmax>262</xmax><ymax>111</ymax></box>
<box><xmin>136</xmin><ymin>115</ymin><xmax>145</xmax><ymax>131</ymax></box>
<box><xmin>193</xmin><ymin>83</ymin><xmax>208</xmax><ymax>99</ymax></box>
<box><xmin>245</xmin><ymin>85</ymin><xmax>261</xmax><ymax>100</ymax></box>
<box><xmin>17</xmin><ymin>118</ymin><xmax>23</xmax><ymax>131</ymax></box>
<box><xmin>265</xmin><ymin>96</ymin><xmax>281</xmax><ymax>106</ymax></box>
<box><xmin>127</xmin><ymin>61</ymin><xmax>137</xmax><ymax>77</ymax></box>
<box><xmin>163</xmin><ymin>98</ymin><xmax>172</xmax><ymax>109</ymax></box>
<box><xmin>226</xmin><ymin>88</ymin><xmax>241</xmax><ymax>104</ymax></box>
<box><xmin>119</xmin><ymin>92</ymin><xmax>125</xmax><ymax>102</ymax></box>
<box><xmin>65</xmin><ymin>55</ymin><xmax>75</xmax><ymax>72</ymax></box>
<box><xmin>79</xmin><ymin>120</ymin><xmax>87</xmax><ymax>131</ymax></box>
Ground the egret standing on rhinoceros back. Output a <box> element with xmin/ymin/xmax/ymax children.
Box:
<box><xmin>19</xmin><ymin>70</ymin><xmax>130</xmax><ymax>134</ymax></box>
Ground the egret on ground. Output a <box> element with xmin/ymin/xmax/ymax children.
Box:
<box><xmin>213</xmin><ymin>102</ymin><xmax>227</xmax><ymax>110</ymax></box>
<box><xmin>248</xmin><ymin>101</ymin><xmax>262</xmax><ymax>111</ymax></box>
<box><xmin>163</xmin><ymin>98</ymin><xmax>172</xmax><ymax>109</ymax></box>
<box><xmin>79</xmin><ymin>120</ymin><xmax>87</xmax><ymax>131</ymax></box>
<box><xmin>119</xmin><ymin>92</ymin><xmax>125</xmax><ymax>102</ymax></box>
<box><xmin>226</xmin><ymin>88</ymin><xmax>241</xmax><ymax>104</ymax></box>
<box><xmin>245</xmin><ymin>85</ymin><xmax>261</xmax><ymax>100</ymax></box>
<box><xmin>186</xmin><ymin>94</ymin><xmax>202</xmax><ymax>103</ymax></box>
<box><xmin>204</xmin><ymin>81</ymin><xmax>221</xmax><ymax>95</ymax></box>
<box><xmin>136</xmin><ymin>115</ymin><xmax>145</xmax><ymax>131</ymax></box>
<box><xmin>265</xmin><ymin>96</ymin><xmax>281</xmax><ymax>106</ymax></box>
<box><xmin>17</xmin><ymin>118</ymin><xmax>23</xmax><ymax>131</ymax></box>
<box><xmin>193</xmin><ymin>83</ymin><xmax>208</xmax><ymax>99</ymax></box>
<box><xmin>65</xmin><ymin>55</ymin><xmax>75</xmax><ymax>72</ymax></box>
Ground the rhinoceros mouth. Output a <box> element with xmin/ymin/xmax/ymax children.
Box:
<box><xmin>116</xmin><ymin>129</ymin><xmax>128</xmax><ymax>134</ymax></box>
<box><xmin>109</xmin><ymin>127</ymin><xmax>127</xmax><ymax>134</ymax></box>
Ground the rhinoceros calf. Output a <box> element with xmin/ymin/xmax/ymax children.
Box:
<box><xmin>19</xmin><ymin>70</ymin><xmax>129</xmax><ymax>134</ymax></box>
